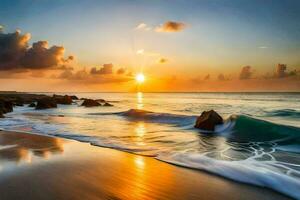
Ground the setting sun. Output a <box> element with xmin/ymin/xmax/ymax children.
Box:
<box><xmin>135</xmin><ymin>73</ymin><xmax>145</xmax><ymax>84</ymax></box>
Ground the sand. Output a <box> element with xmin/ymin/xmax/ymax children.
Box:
<box><xmin>0</xmin><ymin>130</ymin><xmax>291</xmax><ymax>200</ymax></box>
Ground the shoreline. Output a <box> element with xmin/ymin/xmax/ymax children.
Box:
<box><xmin>0</xmin><ymin>130</ymin><xmax>291</xmax><ymax>200</ymax></box>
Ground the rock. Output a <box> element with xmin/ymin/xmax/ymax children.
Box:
<box><xmin>36</xmin><ymin>98</ymin><xmax>57</xmax><ymax>109</ymax></box>
<box><xmin>14</xmin><ymin>97</ymin><xmax>25</xmax><ymax>106</ymax></box>
<box><xmin>15</xmin><ymin>102</ymin><xmax>24</xmax><ymax>106</ymax></box>
<box><xmin>28</xmin><ymin>102</ymin><xmax>36</xmax><ymax>107</ymax></box>
<box><xmin>81</xmin><ymin>99</ymin><xmax>101</xmax><ymax>107</ymax></box>
<box><xmin>0</xmin><ymin>92</ymin><xmax>49</xmax><ymax>104</ymax></box>
<box><xmin>96</xmin><ymin>99</ymin><xmax>106</xmax><ymax>103</ymax></box>
<box><xmin>194</xmin><ymin>110</ymin><xmax>223</xmax><ymax>131</ymax></box>
<box><xmin>103</xmin><ymin>102</ymin><xmax>113</xmax><ymax>107</ymax></box>
<box><xmin>70</xmin><ymin>95</ymin><xmax>78</xmax><ymax>100</ymax></box>
<box><xmin>0</xmin><ymin>100</ymin><xmax>13</xmax><ymax>114</ymax></box>
<box><xmin>53</xmin><ymin>95</ymin><xmax>73</xmax><ymax>105</ymax></box>
<box><xmin>0</xmin><ymin>111</ymin><xmax>4</xmax><ymax>118</ymax></box>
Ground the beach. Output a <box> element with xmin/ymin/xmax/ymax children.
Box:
<box><xmin>0</xmin><ymin>130</ymin><xmax>291</xmax><ymax>200</ymax></box>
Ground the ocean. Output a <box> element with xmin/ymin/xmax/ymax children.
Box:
<box><xmin>1</xmin><ymin>92</ymin><xmax>300</xmax><ymax>199</ymax></box>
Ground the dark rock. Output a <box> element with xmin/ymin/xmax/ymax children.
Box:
<box><xmin>103</xmin><ymin>102</ymin><xmax>113</xmax><ymax>107</ymax></box>
<box><xmin>81</xmin><ymin>99</ymin><xmax>101</xmax><ymax>107</ymax></box>
<box><xmin>96</xmin><ymin>99</ymin><xmax>106</xmax><ymax>103</ymax></box>
<box><xmin>13</xmin><ymin>97</ymin><xmax>25</xmax><ymax>106</ymax></box>
<box><xmin>70</xmin><ymin>95</ymin><xmax>78</xmax><ymax>100</ymax></box>
<box><xmin>36</xmin><ymin>98</ymin><xmax>57</xmax><ymax>109</ymax></box>
<box><xmin>15</xmin><ymin>102</ymin><xmax>24</xmax><ymax>106</ymax></box>
<box><xmin>194</xmin><ymin>110</ymin><xmax>223</xmax><ymax>131</ymax></box>
<box><xmin>0</xmin><ymin>111</ymin><xmax>4</xmax><ymax>118</ymax></box>
<box><xmin>28</xmin><ymin>102</ymin><xmax>36</xmax><ymax>107</ymax></box>
<box><xmin>53</xmin><ymin>95</ymin><xmax>72</xmax><ymax>105</ymax></box>
<box><xmin>0</xmin><ymin>100</ymin><xmax>13</xmax><ymax>114</ymax></box>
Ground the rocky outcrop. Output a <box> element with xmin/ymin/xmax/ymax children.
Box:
<box><xmin>194</xmin><ymin>110</ymin><xmax>223</xmax><ymax>131</ymax></box>
<box><xmin>0</xmin><ymin>100</ymin><xmax>13</xmax><ymax>114</ymax></box>
<box><xmin>81</xmin><ymin>99</ymin><xmax>101</xmax><ymax>107</ymax></box>
<box><xmin>96</xmin><ymin>99</ymin><xmax>106</xmax><ymax>103</ymax></box>
<box><xmin>103</xmin><ymin>102</ymin><xmax>113</xmax><ymax>107</ymax></box>
<box><xmin>53</xmin><ymin>95</ymin><xmax>73</xmax><ymax>105</ymax></box>
<box><xmin>36</xmin><ymin>98</ymin><xmax>57</xmax><ymax>110</ymax></box>
<box><xmin>0</xmin><ymin>92</ymin><xmax>48</xmax><ymax>104</ymax></box>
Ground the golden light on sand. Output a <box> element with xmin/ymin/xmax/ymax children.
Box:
<box><xmin>135</xmin><ymin>73</ymin><xmax>145</xmax><ymax>84</ymax></box>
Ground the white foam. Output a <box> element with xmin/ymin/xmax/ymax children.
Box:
<box><xmin>157</xmin><ymin>152</ymin><xmax>300</xmax><ymax>199</ymax></box>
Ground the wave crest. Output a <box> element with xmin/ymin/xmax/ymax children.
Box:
<box><xmin>119</xmin><ymin>109</ymin><xmax>196</xmax><ymax>125</ymax></box>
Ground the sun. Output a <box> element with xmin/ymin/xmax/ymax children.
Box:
<box><xmin>135</xmin><ymin>73</ymin><xmax>145</xmax><ymax>84</ymax></box>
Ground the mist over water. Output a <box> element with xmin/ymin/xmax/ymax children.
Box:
<box><xmin>1</xmin><ymin>92</ymin><xmax>300</xmax><ymax>199</ymax></box>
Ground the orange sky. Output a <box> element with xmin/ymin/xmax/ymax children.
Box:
<box><xmin>1</xmin><ymin>1</ymin><xmax>300</xmax><ymax>92</ymax></box>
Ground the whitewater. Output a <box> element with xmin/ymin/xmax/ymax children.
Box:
<box><xmin>0</xmin><ymin>92</ymin><xmax>300</xmax><ymax>199</ymax></box>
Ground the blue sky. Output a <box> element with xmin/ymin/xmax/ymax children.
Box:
<box><xmin>1</xmin><ymin>0</ymin><xmax>300</xmax><ymax>76</ymax></box>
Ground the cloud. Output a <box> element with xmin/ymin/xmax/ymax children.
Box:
<box><xmin>259</xmin><ymin>46</ymin><xmax>268</xmax><ymax>49</ymax></box>
<box><xmin>135</xmin><ymin>21</ymin><xmax>186</xmax><ymax>33</ymax></box>
<box><xmin>20</xmin><ymin>41</ymin><xmax>66</xmax><ymax>69</ymax></box>
<box><xmin>218</xmin><ymin>73</ymin><xmax>225</xmax><ymax>81</ymax></box>
<box><xmin>135</xmin><ymin>23</ymin><xmax>152</xmax><ymax>31</ymax></box>
<box><xmin>90</xmin><ymin>63</ymin><xmax>113</xmax><ymax>75</ymax></box>
<box><xmin>158</xmin><ymin>58</ymin><xmax>167</xmax><ymax>64</ymax></box>
<box><xmin>0</xmin><ymin>28</ymin><xmax>73</xmax><ymax>71</ymax></box>
<box><xmin>275</xmin><ymin>63</ymin><xmax>287</xmax><ymax>78</ymax></box>
<box><xmin>0</xmin><ymin>30</ymin><xmax>30</xmax><ymax>70</ymax></box>
<box><xmin>239</xmin><ymin>66</ymin><xmax>252</xmax><ymax>79</ymax></box>
<box><xmin>136</xmin><ymin>49</ymin><xmax>144</xmax><ymax>55</ymax></box>
<box><xmin>155</xmin><ymin>21</ymin><xmax>186</xmax><ymax>32</ymax></box>
<box><xmin>204</xmin><ymin>74</ymin><xmax>210</xmax><ymax>80</ymax></box>
<box><xmin>117</xmin><ymin>68</ymin><xmax>126</xmax><ymax>74</ymax></box>
<box><xmin>58</xmin><ymin>69</ymin><xmax>74</xmax><ymax>79</ymax></box>
<box><xmin>56</xmin><ymin>68</ymin><xmax>89</xmax><ymax>80</ymax></box>
<box><xmin>56</xmin><ymin>68</ymin><xmax>131</xmax><ymax>84</ymax></box>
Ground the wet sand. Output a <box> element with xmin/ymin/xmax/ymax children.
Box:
<box><xmin>0</xmin><ymin>130</ymin><xmax>291</xmax><ymax>200</ymax></box>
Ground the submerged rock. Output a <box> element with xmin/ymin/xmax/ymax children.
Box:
<box><xmin>28</xmin><ymin>102</ymin><xmax>36</xmax><ymax>107</ymax></box>
<box><xmin>194</xmin><ymin>110</ymin><xmax>223</xmax><ymax>131</ymax></box>
<box><xmin>81</xmin><ymin>99</ymin><xmax>101</xmax><ymax>107</ymax></box>
<box><xmin>36</xmin><ymin>98</ymin><xmax>57</xmax><ymax>109</ymax></box>
<box><xmin>103</xmin><ymin>102</ymin><xmax>113</xmax><ymax>107</ymax></box>
<box><xmin>70</xmin><ymin>95</ymin><xmax>78</xmax><ymax>100</ymax></box>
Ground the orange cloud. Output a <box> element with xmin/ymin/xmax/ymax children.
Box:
<box><xmin>90</xmin><ymin>63</ymin><xmax>113</xmax><ymax>75</ymax></box>
<box><xmin>158</xmin><ymin>58</ymin><xmax>168</xmax><ymax>64</ymax></box>
<box><xmin>239</xmin><ymin>66</ymin><xmax>252</xmax><ymax>80</ymax></box>
<box><xmin>155</xmin><ymin>21</ymin><xmax>186</xmax><ymax>32</ymax></box>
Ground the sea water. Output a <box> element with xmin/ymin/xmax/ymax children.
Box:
<box><xmin>1</xmin><ymin>92</ymin><xmax>300</xmax><ymax>199</ymax></box>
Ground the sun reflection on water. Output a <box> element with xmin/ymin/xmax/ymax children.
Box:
<box><xmin>137</xmin><ymin>92</ymin><xmax>143</xmax><ymax>109</ymax></box>
<box><xmin>135</xmin><ymin>122</ymin><xmax>146</xmax><ymax>146</ymax></box>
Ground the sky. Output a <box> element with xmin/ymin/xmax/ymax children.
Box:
<box><xmin>0</xmin><ymin>0</ymin><xmax>300</xmax><ymax>92</ymax></box>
